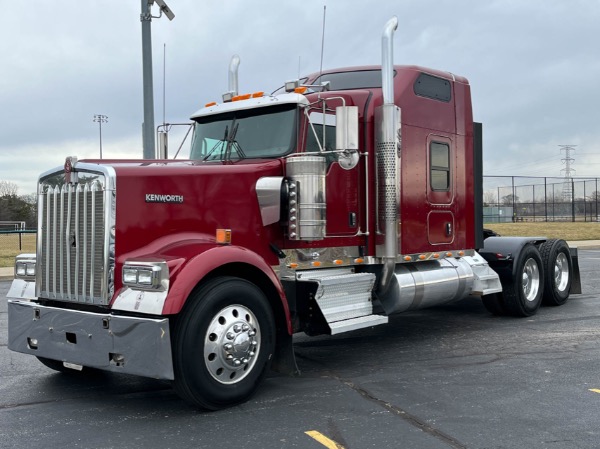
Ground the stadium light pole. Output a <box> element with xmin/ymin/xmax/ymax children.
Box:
<box><xmin>140</xmin><ymin>0</ymin><xmax>175</xmax><ymax>159</ymax></box>
<box><xmin>93</xmin><ymin>114</ymin><xmax>108</xmax><ymax>159</ymax></box>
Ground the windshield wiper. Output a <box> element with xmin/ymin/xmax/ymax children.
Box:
<box><xmin>224</xmin><ymin>121</ymin><xmax>246</xmax><ymax>161</ymax></box>
<box><xmin>202</xmin><ymin>126</ymin><xmax>229</xmax><ymax>161</ymax></box>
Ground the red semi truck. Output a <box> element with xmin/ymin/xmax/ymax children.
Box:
<box><xmin>7</xmin><ymin>18</ymin><xmax>580</xmax><ymax>409</ymax></box>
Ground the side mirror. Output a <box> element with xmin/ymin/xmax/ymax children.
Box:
<box><xmin>336</xmin><ymin>106</ymin><xmax>359</xmax><ymax>169</ymax></box>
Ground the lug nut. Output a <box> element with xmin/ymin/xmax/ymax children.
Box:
<box><xmin>233</xmin><ymin>359</ymin><xmax>241</xmax><ymax>366</ymax></box>
<box><xmin>249</xmin><ymin>331</ymin><xmax>256</xmax><ymax>337</ymax></box>
<box><xmin>249</xmin><ymin>351</ymin><xmax>255</xmax><ymax>357</ymax></box>
<box><xmin>226</xmin><ymin>354</ymin><xmax>233</xmax><ymax>360</ymax></box>
<box><xmin>224</xmin><ymin>343</ymin><xmax>233</xmax><ymax>350</ymax></box>
<box><xmin>233</xmin><ymin>324</ymin><xmax>241</xmax><ymax>333</ymax></box>
<box><xmin>242</xmin><ymin>324</ymin><xmax>249</xmax><ymax>332</ymax></box>
<box><xmin>242</xmin><ymin>358</ymin><xmax>249</xmax><ymax>364</ymax></box>
<box><xmin>226</xmin><ymin>332</ymin><xmax>234</xmax><ymax>340</ymax></box>
<box><xmin>251</xmin><ymin>340</ymin><xmax>258</xmax><ymax>347</ymax></box>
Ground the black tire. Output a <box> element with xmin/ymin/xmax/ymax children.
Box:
<box><xmin>482</xmin><ymin>292</ymin><xmax>507</xmax><ymax>316</ymax></box>
<box><xmin>540</xmin><ymin>239</ymin><xmax>572</xmax><ymax>306</ymax></box>
<box><xmin>503</xmin><ymin>244</ymin><xmax>544</xmax><ymax>317</ymax></box>
<box><xmin>173</xmin><ymin>276</ymin><xmax>275</xmax><ymax>410</ymax></box>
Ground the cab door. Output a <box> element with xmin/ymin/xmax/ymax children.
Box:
<box><xmin>426</xmin><ymin>135</ymin><xmax>455</xmax><ymax>245</ymax></box>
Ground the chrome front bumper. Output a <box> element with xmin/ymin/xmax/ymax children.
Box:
<box><xmin>8</xmin><ymin>300</ymin><xmax>174</xmax><ymax>380</ymax></box>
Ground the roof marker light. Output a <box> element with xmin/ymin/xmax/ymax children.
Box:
<box><xmin>251</xmin><ymin>91</ymin><xmax>264</xmax><ymax>98</ymax></box>
<box><xmin>205</xmin><ymin>101</ymin><xmax>217</xmax><ymax>107</ymax></box>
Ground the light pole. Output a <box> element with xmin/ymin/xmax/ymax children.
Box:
<box><xmin>93</xmin><ymin>114</ymin><xmax>108</xmax><ymax>159</ymax></box>
<box><xmin>141</xmin><ymin>0</ymin><xmax>175</xmax><ymax>159</ymax></box>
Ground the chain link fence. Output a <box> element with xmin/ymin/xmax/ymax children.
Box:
<box><xmin>484</xmin><ymin>176</ymin><xmax>600</xmax><ymax>223</ymax></box>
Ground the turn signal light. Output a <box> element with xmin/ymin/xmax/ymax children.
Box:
<box><xmin>294</xmin><ymin>86</ymin><xmax>308</xmax><ymax>94</ymax></box>
<box><xmin>216</xmin><ymin>229</ymin><xmax>232</xmax><ymax>244</ymax></box>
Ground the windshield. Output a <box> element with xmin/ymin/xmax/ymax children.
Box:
<box><xmin>190</xmin><ymin>104</ymin><xmax>298</xmax><ymax>160</ymax></box>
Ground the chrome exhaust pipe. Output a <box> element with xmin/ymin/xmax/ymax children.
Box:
<box><xmin>377</xmin><ymin>16</ymin><xmax>400</xmax><ymax>296</ymax></box>
<box><xmin>228</xmin><ymin>54</ymin><xmax>241</xmax><ymax>97</ymax></box>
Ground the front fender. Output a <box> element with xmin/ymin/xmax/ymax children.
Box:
<box><xmin>161</xmin><ymin>243</ymin><xmax>291</xmax><ymax>332</ymax></box>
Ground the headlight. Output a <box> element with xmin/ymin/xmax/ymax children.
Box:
<box><xmin>121</xmin><ymin>261</ymin><xmax>167</xmax><ymax>291</ymax></box>
<box><xmin>15</xmin><ymin>254</ymin><xmax>36</xmax><ymax>280</ymax></box>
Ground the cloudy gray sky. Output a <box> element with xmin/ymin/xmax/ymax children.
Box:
<box><xmin>1</xmin><ymin>0</ymin><xmax>599</xmax><ymax>194</ymax></box>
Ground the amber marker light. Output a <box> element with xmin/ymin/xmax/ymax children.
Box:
<box><xmin>216</xmin><ymin>229</ymin><xmax>232</xmax><ymax>244</ymax></box>
<box><xmin>418</xmin><ymin>254</ymin><xmax>426</xmax><ymax>260</ymax></box>
<box><xmin>289</xmin><ymin>263</ymin><xmax>298</xmax><ymax>269</ymax></box>
<box><xmin>458</xmin><ymin>251</ymin><xmax>465</xmax><ymax>257</ymax></box>
<box><xmin>294</xmin><ymin>86</ymin><xmax>308</xmax><ymax>94</ymax></box>
<box><xmin>403</xmin><ymin>256</ymin><xmax>412</xmax><ymax>261</ymax></box>
<box><xmin>433</xmin><ymin>253</ymin><xmax>440</xmax><ymax>259</ymax></box>
<box><xmin>205</xmin><ymin>101</ymin><xmax>217</xmax><ymax>107</ymax></box>
<box><xmin>354</xmin><ymin>258</ymin><xmax>364</xmax><ymax>264</ymax></box>
<box><xmin>251</xmin><ymin>91</ymin><xmax>264</xmax><ymax>98</ymax></box>
<box><xmin>311</xmin><ymin>261</ymin><xmax>322</xmax><ymax>267</ymax></box>
<box><xmin>446</xmin><ymin>252</ymin><xmax>453</xmax><ymax>257</ymax></box>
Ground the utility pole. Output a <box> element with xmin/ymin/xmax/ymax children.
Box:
<box><xmin>93</xmin><ymin>114</ymin><xmax>108</xmax><ymax>159</ymax></box>
<box><xmin>140</xmin><ymin>0</ymin><xmax>175</xmax><ymax>159</ymax></box>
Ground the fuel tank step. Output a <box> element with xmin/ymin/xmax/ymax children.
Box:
<box><xmin>296</xmin><ymin>268</ymin><xmax>388</xmax><ymax>335</ymax></box>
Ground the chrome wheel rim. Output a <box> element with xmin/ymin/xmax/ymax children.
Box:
<box><xmin>522</xmin><ymin>258</ymin><xmax>540</xmax><ymax>302</ymax></box>
<box><xmin>554</xmin><ymin>252</ymin><xmax>570</xmax><ymax>292</ymax></box>
<box><xmin>204</xmin><ymin>304</ymin><xmax>261</xmax><ymax>385</ymax></box>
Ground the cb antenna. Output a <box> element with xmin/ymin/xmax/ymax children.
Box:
<box><xmin>319</xmin><ymin>5</ymin><xmax>326</xmax><ymax>77</ymax></box>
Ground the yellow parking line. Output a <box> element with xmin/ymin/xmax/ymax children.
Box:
<box><xmin>305</xmin><ymin>430</ymin><xmax>346</xmax><ymax>449</ymax></box>
<box><xmin>589</xmin><ymin>389</ymin><xmax>600</xmax><ymax>394</ymax></box>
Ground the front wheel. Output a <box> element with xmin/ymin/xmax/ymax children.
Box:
<box><xmin>540</xmin><ymin>239</ymin><xmax>572</xmax><ymax>306</ymax></box>
<box><xmin>503</xmin><ymin>244</ymin><xmax>544</xmax><ymax>317</ymax></box>
<box><xmin>173</xmin><ymin>277</ymin><xmax>275</xmax><ymax>410</ymax></box>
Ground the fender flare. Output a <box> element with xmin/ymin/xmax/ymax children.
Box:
<box><xmin>161</xmin><ymin>244</ymin><xmax>292</xmax><ymax>334</ymax></box>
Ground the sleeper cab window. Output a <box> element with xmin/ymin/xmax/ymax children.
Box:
<box><xmin>430</xmin><ymin>141</ymin><xmax>450</xmax><ymax>191</ymax></box>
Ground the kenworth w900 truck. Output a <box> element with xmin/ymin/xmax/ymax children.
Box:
<box><xmin>7</xmin><ymin>17</ymin><xmax>580</xmax><ymax>409</ymax></box>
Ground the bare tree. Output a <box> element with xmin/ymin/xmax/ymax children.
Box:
<box><xmin>0</xmin><ymin>180</ymin><xmax>18</xmax><ymax>197</ymax></box>
<box><xmin>483</xmin><ymin>191</ymin><xmax>497</xmax><ymax>207</ymax></box>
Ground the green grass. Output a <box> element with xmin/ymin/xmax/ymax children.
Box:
<box><xmin>485</xmin><ymin>222</ymin><xmax>600</xmax><ymax>241</ymax></box>
<box><xmin>0</xmin><ymin>234</ymin><xmax>36</xmax><ymax>267</ymax></box>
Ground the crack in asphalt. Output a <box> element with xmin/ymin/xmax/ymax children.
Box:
<box><xmin>295</xmin><ymin>351</ymin><xmax>468</xmax><ymax>449</ymax></box>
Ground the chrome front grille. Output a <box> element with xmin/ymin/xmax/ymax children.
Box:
<box><xmin>37</xmin><ymin>167</ymin><xmax>114</xmax><ymax>305</ymax></box>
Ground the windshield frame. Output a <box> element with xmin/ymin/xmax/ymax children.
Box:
<box><xmin>189</xmin><ymin>103</ymin><xmax>299</xmax><ymax>161</ymax></box>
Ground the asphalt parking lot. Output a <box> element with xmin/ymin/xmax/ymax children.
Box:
<box><xmin>1</xmin><ymin>250</ymin><xmax>600</xmax><ymax>449</ymax></box>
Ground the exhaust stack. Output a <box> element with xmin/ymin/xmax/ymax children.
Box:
<box><xmin>228</xmin><ymin>54</ymin><xmax>241</xmax><ymax>97</ymax></box>
<box><xmin>376</xmin><ymin>17</ymin><xmax>400</xmax><ymax>296</ymax></box>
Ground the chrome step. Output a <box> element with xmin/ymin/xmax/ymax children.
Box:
<box><xmin>296</xmin><ymin>268</ymin><xmax>388</xmax><ymax>335</ymax></box>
